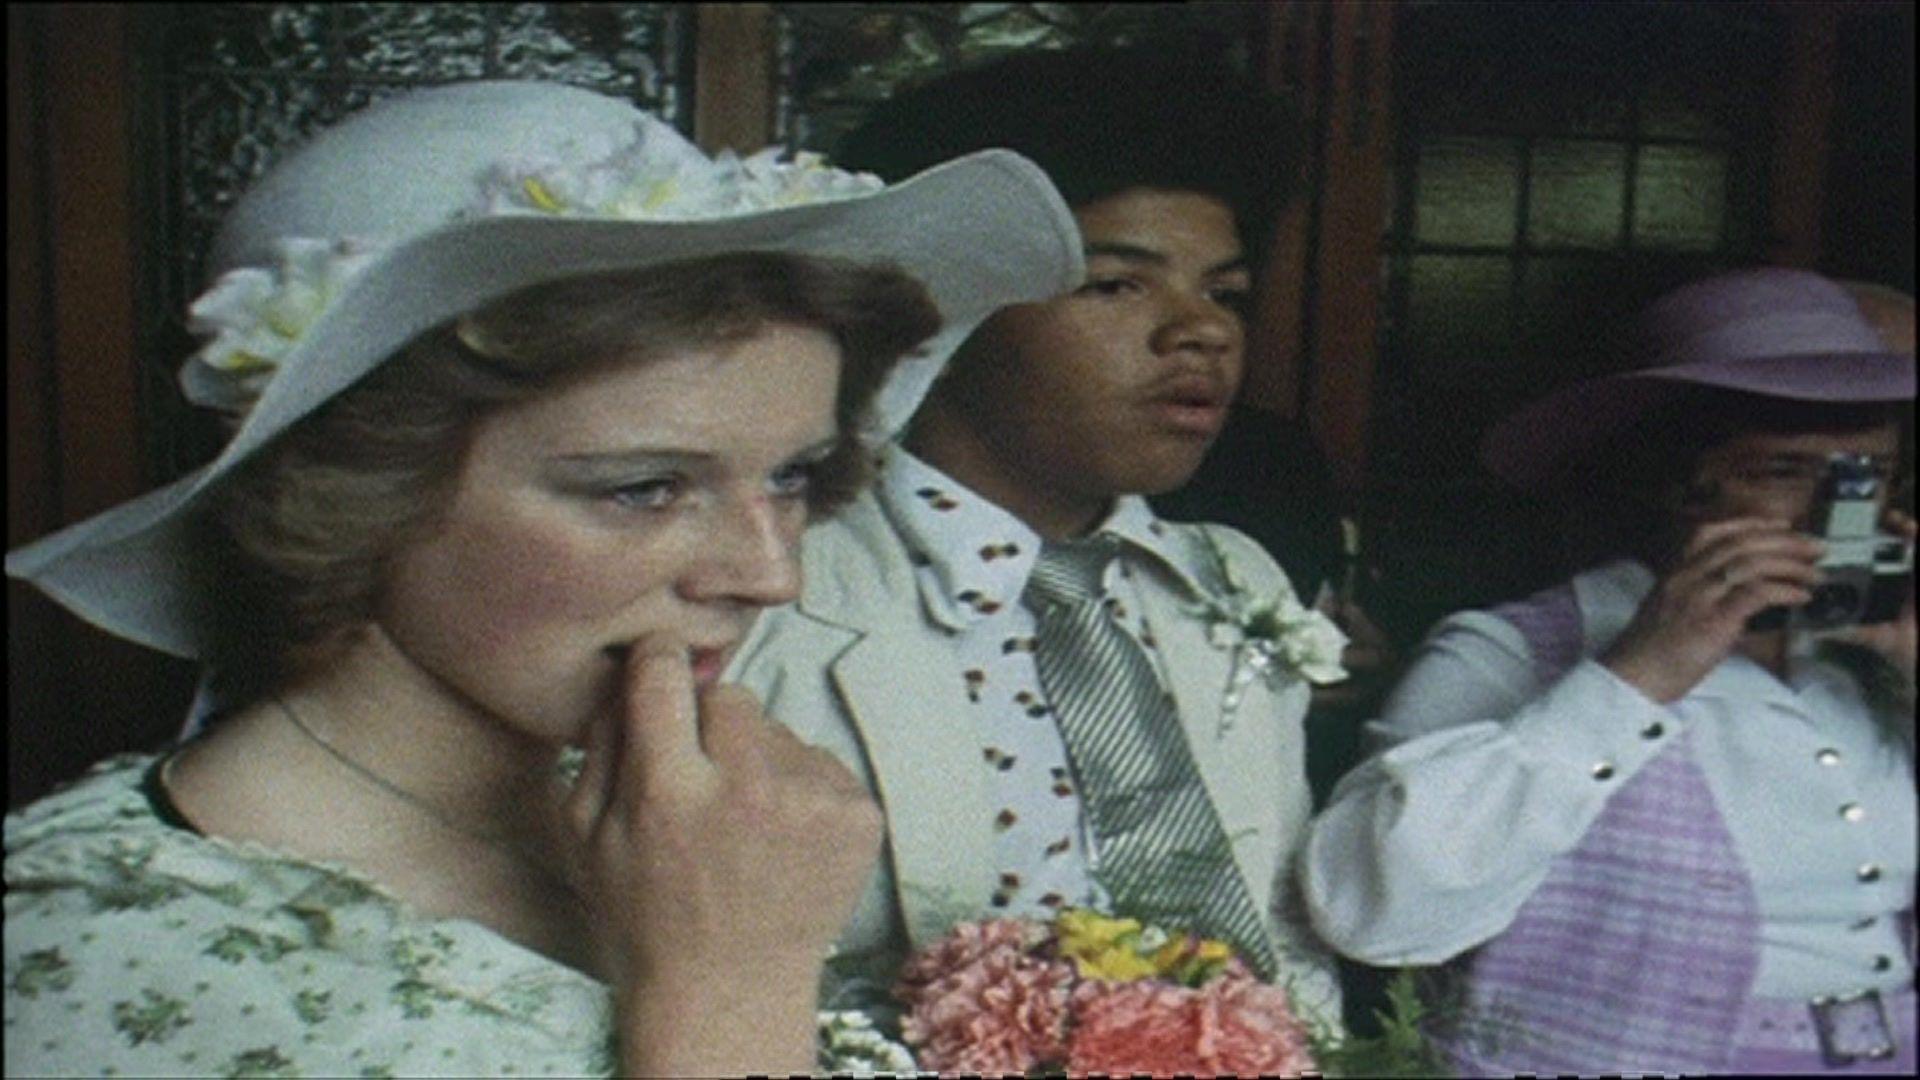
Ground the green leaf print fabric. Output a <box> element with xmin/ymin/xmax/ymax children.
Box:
<box><xmin>5</xmin><ymin>754</ymin><xmax>910</xmax><ymax>1077</ymax></box>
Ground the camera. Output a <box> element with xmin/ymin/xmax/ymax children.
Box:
<box><xmin>1749</xmin><ymin>453</ymin><xmax>1913</xmax><ymax>631</ymax></box>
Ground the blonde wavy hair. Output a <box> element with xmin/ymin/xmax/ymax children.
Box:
<box><xmin>200</xmin><ymin>251</ymin><xmax>938</xmax><ymax>701</ymax></box>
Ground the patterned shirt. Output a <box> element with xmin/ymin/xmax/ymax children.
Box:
<box><xmin>3</xmin><ymin>754</ymin><xmax>910</xmax><ymax>1078</ymax></box>
<box><xmin>874</xmin><ymin>445</ymin><xmax>1216</xmax><ymax>920</ymax></box>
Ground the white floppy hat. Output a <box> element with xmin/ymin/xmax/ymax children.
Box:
<box><xmin>7</xmin><ymin>80</ymin><xmax>1083</xmax><ymax>659</ymax></box>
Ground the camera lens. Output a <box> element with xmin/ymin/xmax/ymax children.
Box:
<box><xmin>1803</xmin><ymin>583</ymin><xmax>1863</xmax><ymax>625</ymax></box>
<box><xmin>1838</xmin><ymin>481</ymin><xmax>1876</xmax><ymax>498</ymax></box>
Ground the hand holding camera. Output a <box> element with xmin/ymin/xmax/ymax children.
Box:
<box><xmin>1601</xmin><ymin>516</ymin><xmax>1825</xmax><ymax>703</ymax></box>
<box><xmin>1605</xmin><ymin>454</ymin><xmax>1917</xmax><ymax>703</ymax></box>
<box><xmin>1823</xmin><ymin>508</ymin><xmax>1918</xmax><ymax>685</ymax></box>
<box><xmin>1746</xmin><ymin>453</ymin><xmax>1915</xmax><ymax>633</ymax></box>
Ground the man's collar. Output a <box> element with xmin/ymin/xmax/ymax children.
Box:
<box><xmin>875</xmin><ymin>446</ymin><xmax>1043</xmax><ymax>632</ymax></box>
<box><xmin>1098</xmin><ymin>496</ymin><xmax>1217</xmax><ymax>602</ymax></box>
<box><xmin>875</xmin><ymin>445</ymin><xmax>1217</xmax><ymax>630</ymax></box>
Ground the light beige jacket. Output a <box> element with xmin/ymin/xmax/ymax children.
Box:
<box><xmin>732</xmin><ymin>489</ymin><xmax>1343</xmax><ymax>1019</ymax></box>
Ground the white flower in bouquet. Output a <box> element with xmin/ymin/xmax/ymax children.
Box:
<box><xmin>817</xmin><ymin>1009</ymin><xmax>918</xmax><ymax>1076</ymax></box>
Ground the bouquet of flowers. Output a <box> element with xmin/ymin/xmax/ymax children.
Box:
<box><xmin>893</xmin><ymin>908</ymin><xmax>1319</xmax><ymax>1077</ymax></box>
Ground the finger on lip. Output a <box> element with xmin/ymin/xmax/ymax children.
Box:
<box><xmin>612</xmin><ymin>636</ymin><xmax>695</xmax><ymax>702</ymax></box>
<box><xmin>620</xmin><ymin>637</ymin><xmax>703</xmax><ymax>782</ymax></box>
<box><xmin>626</xmin><ymin>637</ymin><xmax>694</xmax><ymax>687</ymax></box>
<box><xmin>604</xmin><ymin>639</ymin><xmax>735</xmax><ymax>673</ymax></box>
<box><xmin>687</xmin><ymin>645</ymin><xmax>736</xmax><ymax>685</ymax></box>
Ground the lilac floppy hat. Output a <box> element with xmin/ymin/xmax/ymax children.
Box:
<box><xmin>1482</xmin><ymin>267</ymin><xmax>1915</xmax><ymax>490</ymax></box>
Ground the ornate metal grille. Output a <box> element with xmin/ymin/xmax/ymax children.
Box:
<box><xmin>772</xmin><ymin>3</ymin><xmax>1264</xmax><ymax>154</ymax></box>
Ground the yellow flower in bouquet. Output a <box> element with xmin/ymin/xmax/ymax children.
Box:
<box><xmin>894</xmin><ymin>907</ymin><xmax>1445</xmax><ymax>1077</ymax></box>
<box><xmin>1057</xmin><ymin>911</ymin><xmax>1159</xmax><ymax>981</ymax></box>
<box><xmin>894</xmin><ymin>907</ymin><xmax>1323</xmax><ymax>1077</ymax></box>
<box><xmin>1055</xmin><ymin>909</ymin><xmax>1234</xmax><ymax>985</ymax></box>
<box><xmin>1150</xmin><ymin>933</ymin><xmax>1236</xmax><ymax>986</ymax></box>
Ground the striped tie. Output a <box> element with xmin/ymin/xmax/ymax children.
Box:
<box><xmin>1025</xmin><ymin>538</ymin><xmax>1278</xmax><ymax>980</ymax></box>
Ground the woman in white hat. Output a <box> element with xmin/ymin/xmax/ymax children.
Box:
<box><xmin>4</xmin><ymin>81</ymin><xmax>1080</xmax><ymax>1077</ymax></box>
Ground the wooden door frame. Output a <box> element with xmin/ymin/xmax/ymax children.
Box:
<box><xmin>9</xmin><ymin>3</ymin><xmax>198</xmax><ymax>808</ymax></box>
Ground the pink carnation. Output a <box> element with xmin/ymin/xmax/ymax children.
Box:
<box><xmin>1067</xmin><ymin>978</ymin><xmax>1209</xmax><ymax>1077</ymax></box>
<box><xmin>899</xmin><ymin>950</ymin><xmax>1076</xmax><ymax>1075</ymax></box>
<box><xmin>1067</xmin><ymin>969</ymin><xmax>1316</xmax><ymax>1078</ymax></box>
<box><xmin>1194</xmin><ymin>971</ymin><xmax>1317</xmax><ymax>1076</ymax></box>
<box><xmin>895</xmin><ymin>919</ymin><xmax>1038</xmax><ymax>1004</ymax></box>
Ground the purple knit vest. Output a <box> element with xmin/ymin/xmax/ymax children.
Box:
<box><xmin>1429</xmin><ymin>581</ymin><xmax>1763</xmax><ymax>1077</ymax></box>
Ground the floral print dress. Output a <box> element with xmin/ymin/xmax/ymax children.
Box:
<box><xmin>4</xmin><ymin>754</ymin><xmax>911</xmax><ymax>1078</ymax></box>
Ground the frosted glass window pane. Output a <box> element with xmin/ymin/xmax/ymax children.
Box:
<box><xmin>1633</xmin><ymin>145</ymin><xmax>1727</xmax><ymax>251</ymax></box>
<box><xmin>1527</xmin><ymin>140</ymin><xmax>1627</xmax><ymax>249</ymax></box>
<box><xmin>1513</xmin><ymin>255</ymin><xmax>1651</xmax><ymax>385</ymax></box>
<box><xmin>1413</xmin><ymin>137</ymin><xmax>1520</xmax><ymax>247</ymax></box>
<box><xmin>1404</xmin><ymin>255</ymin><xmax>1514</xmax><ymax>365</ymax></box>
<box><xmin>1519</xmin><ymin>253</ymin><xmax>1720</xmax><ymax>368</ymax></box>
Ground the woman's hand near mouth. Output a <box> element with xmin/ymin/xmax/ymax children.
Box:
<box><xmin>566</xmin><ymin>638</ymin><xmax>884</xmax><ymax>1075</ymax></box>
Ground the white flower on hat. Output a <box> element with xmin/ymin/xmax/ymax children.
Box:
<box><xmin>179</xmin><ymin>117</ymin><xmax>884</xmax><ymax>416</ymax></box>
<box><xmin>473</xmin><ymin>120</ymin><xmax>883</xmax><ymax>221</ymax></box>
<box><xmin>723</xmin><ymin>147</ymin><xmax>888</xmax><ymax>209</ymax></box>
<box><xmin>180</xmin><ymin>237</ymin><xmax>384</xmax><ymax>415</ymax></box>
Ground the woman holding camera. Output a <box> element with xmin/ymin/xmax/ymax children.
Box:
<box><xmin>1301</xmin><ymin>268</ymin><xmax>1915</xmax><ymax>1076</ymax></box>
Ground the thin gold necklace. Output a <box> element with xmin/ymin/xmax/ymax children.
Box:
<box><xmin>271</xmin><ymin>693</ymin><xmax>567</xmax><ymax>887</ymax></box>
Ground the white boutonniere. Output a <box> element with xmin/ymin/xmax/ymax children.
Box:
<box><xmin>1188</xmin><ymin>532</ymin><xmax>1349</xmax><ymax>735</ymax></box>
